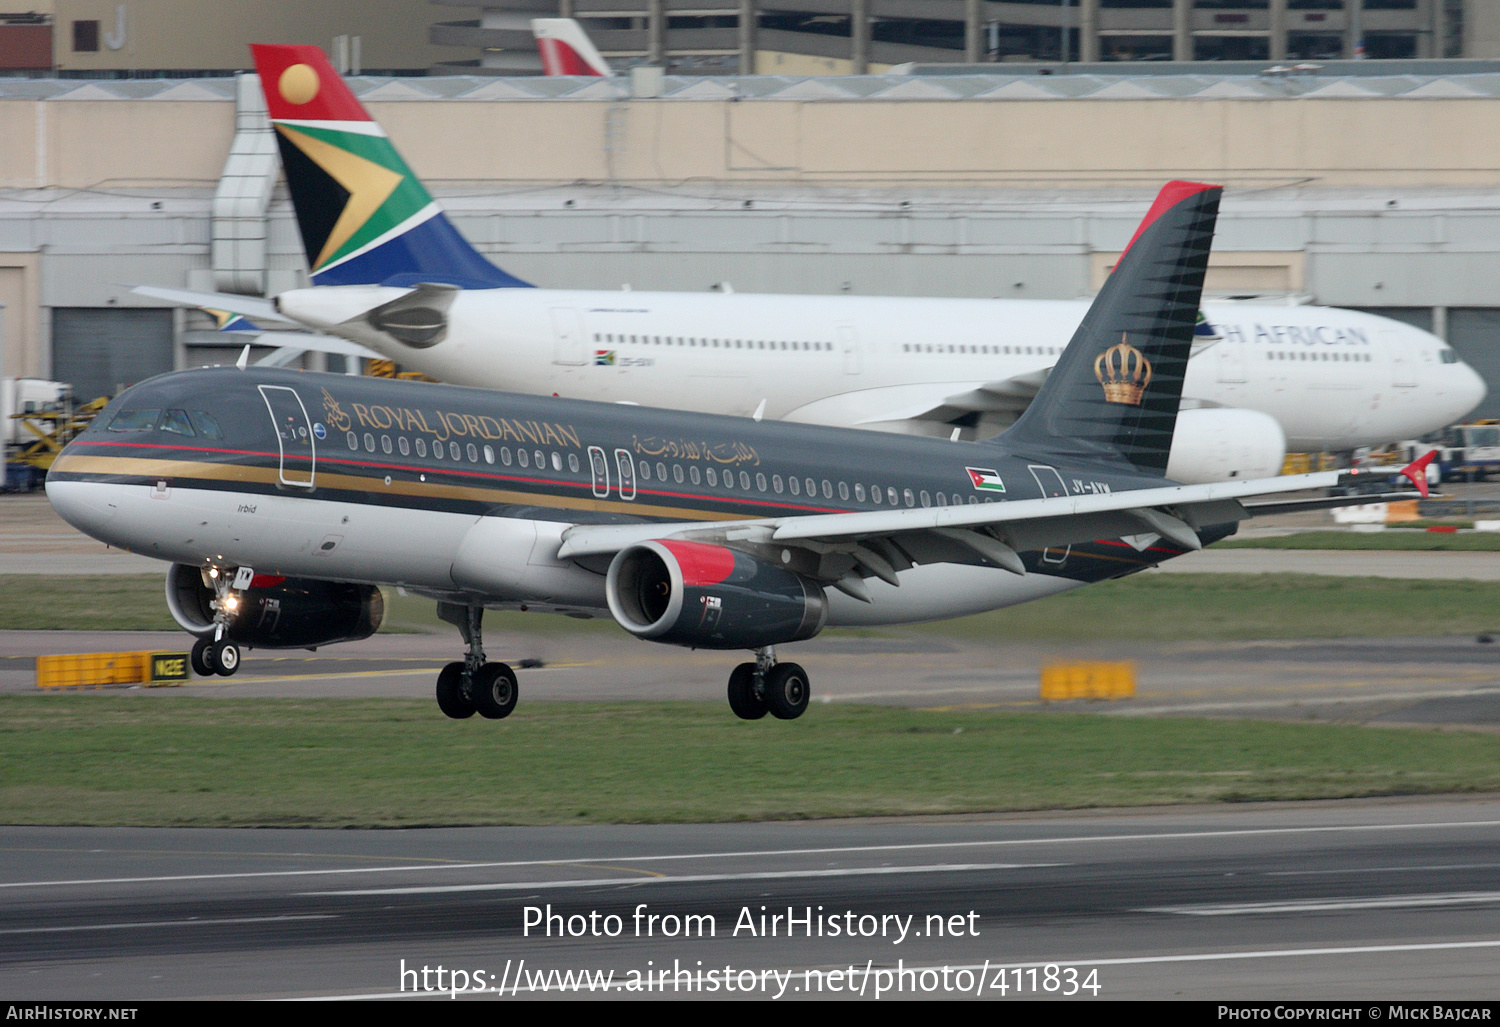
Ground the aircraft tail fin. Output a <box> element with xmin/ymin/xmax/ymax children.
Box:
<box><xmin>532</xmin><ymin>19</ymin><xmax>614</xmax><ymax>76</ymax></box>
<box><xmin>998</xmin><ymin>181</ymin><xmax>1221</xmax><ymax>477</ymax></box>
<box><xmin>249</xmin><ymin>44</ymin><xmax>530</xmax><ymax>290</ymax></box>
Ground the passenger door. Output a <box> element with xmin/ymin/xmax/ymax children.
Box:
<box><xmin>258</xmin><ymin>385</ymin><xmax>315</xmax><ymax>489</ymax></box>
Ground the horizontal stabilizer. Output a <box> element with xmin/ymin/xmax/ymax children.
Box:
<box><xmin>129</xmin><ymin>285</ymin><xmax>291</xmax><ymax>324</ymax></box>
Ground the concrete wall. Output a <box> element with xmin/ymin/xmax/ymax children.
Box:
<box><xmin>9</xmin><ymin>94</ymin><xmax>1500</xmax><ymax>190</ymax></box>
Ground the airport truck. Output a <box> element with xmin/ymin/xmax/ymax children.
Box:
<box><xmin>2</xmin><ymin>377</ymin><xmax>73</xmax><ymax>491</ymax></box>
<box><xmin>1403</xmin><ymin>422</ymin><xmax>1500</xmax><ymax>483</ymax></box>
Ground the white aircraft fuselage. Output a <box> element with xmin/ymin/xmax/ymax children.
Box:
<box><xmin>279</xmin><ymin>286</ymin><xmax>1485</xmax><ymax>463</ymax></box>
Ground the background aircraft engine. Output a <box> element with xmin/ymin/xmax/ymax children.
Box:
<box><xmin>1165</xmin><ymin>408</ymin><xmax>1287</xmax><ymax>484</ymax></box>
<box><xmin>606</xmin><ymin>540</ymin><xmax>827</xmax><ymax>650</ymax></box>
<box><xmin>165</xmin><ymin>564</ymin><xmax>384</xmax><ymax>649</ymax></box>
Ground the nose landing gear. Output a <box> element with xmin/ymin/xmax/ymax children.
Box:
<box><xmin>727</xmin><ymin>646</ymin><xmax>810</xmax><ymax>721</ymax></box>
<box><xmin>190</xmin><ymin>566</ymin><xmax>244</xmax><ymax>677</ymax></box>
<box><xmin>435</xmin><ymin>603</ymin><xmax>518</xmax><ymax>721</ymax></box>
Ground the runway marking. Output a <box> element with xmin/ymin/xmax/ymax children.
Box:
<box><xmin>565</xmin><ymin>863</ymin><xmax>667</xmax><ymax>878</ymax></box>
<box><xmin>0</xmin><ymin>914</ymin><xmax>337</xmax><ymax>935</ymax></box>
<box><xmin>1142</xmin><ymin>891</ymin><xmax>1500</xmax><ymax>915</ymax></box>
<box><xmin>1269</xmin><ymin>862</ymin><xmax>1500</xmax><ymax>877</ymax></box>
<box><xmin>303</xmin><ymin>862</ymin><xmax>1067</xmax><ymax>897</ymax></box>
<box><xmin>6</xmin><ymin>819</ymin><xmax>1500</xmax><ymax>891</ymax></box>
<box><xmin>302</xmin><ymin>939</ymin><xmax>1500</xmax><ymax>1000</ymax></box>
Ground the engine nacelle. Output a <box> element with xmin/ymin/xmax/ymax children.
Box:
<box><xmin>606</xmin><ymin>540</ymin><xmax>827</xmax><ymax>650</ymax></box>
<box><xmin>165</xmin><ymin>563</ymin><xmax>384</xmax><ymax>649</ymax></box>
<box><xmin>1166</xmin><ymin>407</ymin><xmax>1287</xmax><ymax>484</ymax></box>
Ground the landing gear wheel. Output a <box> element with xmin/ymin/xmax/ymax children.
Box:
<box><xmin>764</xmin><ymin>662</ymin><xmax>810</xmax><ymax>720</ymax></box>
<box><xmin>726</xmin><ymin>662</ymin><xmax>767</xmax><ymax>720</ymax></box>
<box><xmin>472</xmin><ymin>662</ymin><xmax>519</xmax><ymax>720</ymax></box>
<box><xmin>435</xmin><ymin>661</ymin><xmax>475</xmax><ymax>720</ymax></box>
<box><xmin>211</xmin><ymin>640</ymin><xmax>240</xmax><ymax>677</ymax></box>
<box><xmin>190</xmin><ymin>637</ymin><xmax>216</xmax><ymax>676</ymax></box>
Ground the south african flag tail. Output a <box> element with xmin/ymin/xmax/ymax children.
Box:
<box><xmin>250</xmin><ymin>44</ymin><xmax>531</xmax><ymax>291</ymax></box>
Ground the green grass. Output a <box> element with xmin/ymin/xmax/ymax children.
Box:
<box><xmin>1</xmin><ymin>697</ymin><xmax>1494</xmax><ymax>827</ymax></box>
<box><xmin>908</xmin><ymin>573</ymin><xmax>1500</xmax><ymax>641</ymax></box>
<box><xmin>1217</xmin><ymin>531</ymin><xmax>1500</xmax><ymax>552</ymax></box>
<box><xmin>8</xmin><ymin>573</ymin><xmax>1500</xmax><ymax>641</ymax></box>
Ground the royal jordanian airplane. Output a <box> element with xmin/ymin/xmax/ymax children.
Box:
<box><xmin>136</xmin><ymin>45</ymin><xmax>1483</xmax><ymax>486</ymax></box>
<box><xmin>54</xmin><ymin>181</ymin><xmax>1427</xmax><ymax>721</ymax></box>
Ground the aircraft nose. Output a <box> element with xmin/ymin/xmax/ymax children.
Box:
<box><xmin>1456</xmin><ymin>360</ymin><xmax>1488</xmax><ymax>420</ymax></box>
<box><xmin>45</xmin><ymin>478</ymin><xmax>120</xmax><ymax>541</ymax></box>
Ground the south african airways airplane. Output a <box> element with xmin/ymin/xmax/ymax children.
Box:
<box><xmin>54</xmin><ymin>180</ymin><xmax>1426</xmax><ymax>722</ymax></box>
<box><xmin>139</xmin><ymin>46</ymin><xmax>1484</xmax><ymax>488</ymax></box>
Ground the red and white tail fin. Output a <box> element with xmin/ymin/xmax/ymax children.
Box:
<box><xmin>532</xmin><ymin>18</ymin><xmax>613</xmax><ymax>77</ymax></box>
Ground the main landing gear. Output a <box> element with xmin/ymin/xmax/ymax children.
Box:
<box><xmin>727</xmin><ymin>646</ymin><xmax>810</xmax><ymax>721</ymax></box>
<box><xmin>435</xmin><ymin>603</ymin><xmax>518</xmax><ymax>721</ymax></box>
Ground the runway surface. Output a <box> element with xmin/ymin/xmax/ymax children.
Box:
<box><xmin>5</xmin><ymin>628</ymin><xmax>1498</xmax><ymax>729</ymax></box>
<box><xmin>2</xmin><ymin>799</ymin><xmax>1498</xmax><ymax>1000</ymax></box>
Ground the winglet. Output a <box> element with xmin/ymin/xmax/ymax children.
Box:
<box><xmin>236</xmin><ymin>344</ymin><xmax>251</xmax><ymax>370</ymax></box>
<box><xmin>1399</xmin><ymin>449</ymin><xmax>1438</xmax><ymax>498</ymax></box>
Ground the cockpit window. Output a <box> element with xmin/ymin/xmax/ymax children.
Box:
<box><xmin>107</xmin><ymin>409</ymin><xmax>160</xmax><ymax>432</ymax></box>
<box><xmin>189</xmin><ymin>410</ymin><xmax>223</xmax><ymax>439</ymax></box>
<box><xmin>158</xmin><ymin>409</ymin><xmax>195</xmax><ymax>437</ymax></box>
<box><xmin>1441</xmin><ymin>348</ymin><xmax>1459</xmax><ymax>364</ymax></box>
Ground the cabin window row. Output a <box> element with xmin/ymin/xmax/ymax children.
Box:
<box><xmin>344</xmin><ymin>432</ymin><xmax>581</xmax><ymax>474</ymax></box>
<box><xmin>1268</xmin><ymin>351</ymin><xmax>1371</xmax><ymax>362</ymax></box>
<box><xmin>901</xmin><ymin>344</ymin><xmax>1058</xmax><ymax>356</ymax></box>
<box><xmin>340</xmin><ymin>431</ymin><xmax>986</xmax><ymax>509</ymax></box>
<box><xmin>634</xmin><ymin>460</ymin><xmax>981</xmax><ymax>508</ymax></box>
<box><xmin>593</xmin><ymin>333</ymin><xmax>831</xmax><ymax>352</ymax></box>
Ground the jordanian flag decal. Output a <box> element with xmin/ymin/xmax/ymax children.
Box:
<box><xmin>966</xmin><ymin>467</ymin><xmax>1006</xmax><ymax>492</ymax></box>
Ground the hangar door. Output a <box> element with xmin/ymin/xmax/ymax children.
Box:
<box><xmin>52</xmin><ymin>308</ymin><xmax>173</xmax><ymax>404</ymax></box>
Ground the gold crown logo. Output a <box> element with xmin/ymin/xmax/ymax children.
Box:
<box><xmin>1093</xmin><ymin>334</ymin><xmax>1152</xmax><ymax>406</ymax></box>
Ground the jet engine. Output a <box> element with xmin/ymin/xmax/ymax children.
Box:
<box><xmin>165</xmin><ymin>563</ymin><xmax>384</xmax><ymax>649</ymax></box>
<box><xmin>1166</xmin><ymin>408</ymin><xmax>1287</xmax><ymax>484</ymax></box>
<box><xmin>606</xmin><ymin>540</ymin><xmax>827</xmax><ymax>650</ymax></box>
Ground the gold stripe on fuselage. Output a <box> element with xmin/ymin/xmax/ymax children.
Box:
<box><xmin>51</xmin><ymin>451</ymin><xmax>755</xmax><ymax>524</ymax></box>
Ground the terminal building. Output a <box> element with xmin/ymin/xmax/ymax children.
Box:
<box><xmin>1</xmin><ymin>55</ymin><xmax>1499</xmax><ymax>418</ymax></box>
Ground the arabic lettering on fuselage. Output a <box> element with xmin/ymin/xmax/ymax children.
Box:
<box><xmin>633</xmin><ymin>435</ymin><xmax>759</xmax><ymax>466</ymax></box>
<box><xmin>347</xmin><ymin>401</ymin><xmax>582</xmax><ymax>448</ymax></box>
<box><xmin>1219</xmin><ymin>323</ymin><xmax>1371</xmax><ymax>346</ymax></box>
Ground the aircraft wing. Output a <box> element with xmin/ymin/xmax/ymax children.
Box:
<box><xmin>854</xmin><ymin>345</ymin><xmax>1212</xmax><ymax>427</ymax></box>
<box><xmin>852</xmin><ymin>369</ymin><xmax>1050</xmax><ymax>426</ymax></box>
<box><xmin>556</xmin><ymin>468</ymin><xmax>1420</xmax><ymax>600</ymax></box>
<box><xmin>563</xmin><ymin>470</ymin><xmax>1356</xmax><ymax>560</ymax></box>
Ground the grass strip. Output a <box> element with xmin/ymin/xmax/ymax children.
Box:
<box><xmin>1218</xmin><ymin>531</ymin><xmax>1500</xmax><ymax>551</ymax></box>
<box><xmin>1</xmin><ymin>697</ymin><xmax>1495</xmax><ymax>827</ymax></box>
<box><xmin>909</xmin><ymin>573</ymin><xmax>1500</xmax><ymax>641</ymax></box>
<box><xmin>7</xmin><ymin>573</ymin><xmax>1500</xmax><ymax>641</ymax></box>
